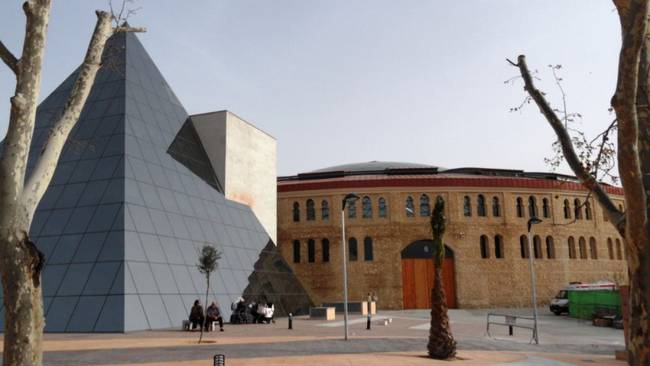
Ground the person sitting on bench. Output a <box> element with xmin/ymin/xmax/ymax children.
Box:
<box><xmin>263</xmin><ymin>302</ymin><xmax>275</xmax><ymax>324</ymax></box>
<box><xmin>206</xmin><ymin>301</ymin><xmax>224</xmax><ymax>331</ymax></box>
<box><xmin>189</xmin><ymin>299</ymin><xmax>204</xmax><ymax>330</ymax></box>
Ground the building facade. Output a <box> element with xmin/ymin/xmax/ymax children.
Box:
<box><xmin>0</xmin><ymin>31</ymin><xmax>310</xmax><ymax>333</ymax></box>
<box><xmin>277</xmin><ymin>162</ymin><xmax>627</xmax><ymax>310</ymax></box>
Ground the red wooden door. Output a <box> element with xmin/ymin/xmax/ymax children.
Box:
<box><xmin>401</xmin><ymin>258</ymin><xmax>456</xmax><ymax>309</ymax></box>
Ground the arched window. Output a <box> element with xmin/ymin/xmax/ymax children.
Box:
<box><xmin>322</xmin><ymin>239</ymin><xmax>330</xmax><ymax>262</ymax></box>
<box><xmin>420</xmin><ymin>194</ymin><xmax>430</xmax><ymax>216</ymax></box>
<box><xmin>585</xmin><ymin>201</ymin><xmax>593</xmax><ymax>220</ymax></box>
<box><xmin>589</xmin><ymin>237</ymin><xmax>598</xmax><ymax>259</ymax></box>
<box><xmin>307</xmin><ymin>239</ymin><xmax>316</xmax><ymax>263</ymax></box>
<box><xmin>406</xmin><ymin>196</ymin><xmax>415</xmax><ymax>217</ymax></box>
<box><xmin>348</xmin><ymin>198</ymin><xmax>357</xmax><ymax>218</ymax></box>
<box><xmin>362</xmin><ymin>196</ymin><xmax>372</xmax><ymax>218</ymax></box>
<box><xmin>293</xmin><ymin>240</ymin><xmax>300</xmax><ymax>263</ymax></box>
<box><xmin>533</xmin><ymin>235</ymin><xmax>542</xmax><ymax>259</ymax></box>
<box><xmin>477</xmin><ymin>195</ymin><xmax>487</xmax><ymax>217</ymax></box>
<box><xmin>574</xmin><ymin>198</ymin><xmax>583</xmax><ymax>220</ymax></box>
<box><xmin>542</xmin><ymin>198</ymin><xmax>550</xmax><ymax>218</ymax></box>
<box><xmin>607</xmin><ymin>238</ymin><xmax>614</xmax><ymax>260</ymax></box>
<box><xmin>563</xmin><ymin>199</ymin><xmax>571</xmax><ymax>219</ymax></box>
<box><xmin>293</xmin><ymin>202</ymin><xmax>300</xmax><ymax>222</ymax></box>
<box><xmin>615</xmin><ymin>239</ymin><xmax>623</xmax><ymax>260</ymax></box>
<box><xmin>348</xmin><ymin>237</ymin><xmax>358</xmax><ymax>261</ymax></box>
<box><xmin>528</xmin><ymin>196</ymin><xmax>538</xmax><ymax>218</ymax></box>
<box><xmin>306</xmin><ymin>199</ymin><xmax>315</xmax><ymax>221</ymax></box>
<box><xmin>480</xmin><ymin>235</ymin><xmax>489</xmax><ymax>259</ymax></box>
<box><xmin>492</xmin><ymin>197</ymin><xmax>501</xmax><ymax>217</ymax></box>
<box><xmin>463</xmin><ymin>196</ymin><xmax>472</xmax><ymax>217</ymax></box>
<box><xmin>546</xmin><ymin>236</ymin><xmax>555</xmax><ymax>259</ymax></box>
<box><xmin>520</xmin><ymin>235</ymin><xmax>529</xmax><ymax>258</ymax></box>
<box><xmin>378</xmin><ymin>197</ymin><xmax>387</xmax><ymax>218</ymax></box>
<box><xmin>578</xmin><ymin>237</ymin><xmax>587</xmax><ymax>259</ymax></box>
<box><xmin>619</xmin><ymin>204</ymin><xmax>624</xmax><ymax>213</ymax></box>
<box><xmin>516</xmin><ymin>197</ymin><xmax>524</xmax><ymax>218</ymax></box>
<box><xmin>568</xmin><ymin>237</ymin><xmax>576</xmax><ymax>259</ymax></box>
<box><xmin>364</xmin><ymin>236</ymin><xmax>374</xmax><ymax>261</ymax></box>
<box><xmin>321</xmin><ymin>200</ymin><xmax>329</xmax><ymax>220</ymax></box>
<box><xmin>494</xmin><ymin>235</ymin><xmax>504</xmax><ymax>258</ymax></box>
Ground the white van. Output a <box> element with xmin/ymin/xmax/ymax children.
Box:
<box><xmin>549</xmin><ymin>281</ymin><xmax>616</xmax><ymax>315</ymax></box>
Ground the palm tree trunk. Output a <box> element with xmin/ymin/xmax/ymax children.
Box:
<box><xmin>427</xmin><ymin>259</ymin><xmax>456</xmax><ymax>359</ymax></box>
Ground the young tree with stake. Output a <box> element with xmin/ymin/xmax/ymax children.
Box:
<box><xmin>197</xmin><ymin>244</ymin><xmax>221</xmax><ymax>344</ymax></box>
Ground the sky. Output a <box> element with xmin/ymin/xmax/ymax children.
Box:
<box><xmin>0</xmin><ymin>1</ymin><xmax>621</xmax><ymax>177</ymax></box>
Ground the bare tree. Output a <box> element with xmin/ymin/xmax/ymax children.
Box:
<box><xmin>0</xmin><ymin>2</ymin><xmax>143</xmax><ymax>365</ymax></box>
<box><xmin>508</xmin><ymin>0</ymin><xmax>649</xmax><ymax>364</ymax></box>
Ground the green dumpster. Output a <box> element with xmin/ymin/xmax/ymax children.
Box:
<box><xmin>568</xmin><ymin>290</ymin><xmax>621</xmax><ymax>319</ymax></box>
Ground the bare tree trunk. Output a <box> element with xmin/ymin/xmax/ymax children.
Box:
<box><xmin>509</xmin><ymin>1</ymin><xmax>650</xmax><ymax>363</ymax></box>
<box><xmin>0</xmin><ymin>3</ymin><xmax>144</xmax><ymax>365</ymax></box>
<box><xmin>0</xmin><ymin>214</ymin><xmax>45</xmax><ymax>366</ymax></box>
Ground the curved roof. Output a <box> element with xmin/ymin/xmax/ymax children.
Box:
<box><xmin>278</xmin><ymin>161</ymin><xmax>624</xmax><ymax>196</ymax></box>
<box><xmin>310</xmin><ymin>161</ymin><xmax>440</xmax><ymax>173</ymax></box>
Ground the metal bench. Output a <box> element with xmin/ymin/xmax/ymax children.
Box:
<box><xmin>486</xmin><ymin>313</ymin><xmax>537</xmax><ymax>343</ymax></box>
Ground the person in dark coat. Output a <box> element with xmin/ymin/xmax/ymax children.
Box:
<box><xmin>189</xmin><ymin>299</ymin><xmax>204</xmax><ymax>330</ymax></box>
<box><xmin>206</xmin><ymin>302</ymin><xmax>224</xmax><ymax>331</ymax></box>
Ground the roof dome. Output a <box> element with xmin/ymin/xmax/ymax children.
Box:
<box><xmin>309</xmin><ymin>161</ymin><xmax>439</xmax><ymax>174</ymax></box>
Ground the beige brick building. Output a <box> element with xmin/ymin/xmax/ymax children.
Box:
<box><xmin>277</xmin><ymin>162</ymin><xmax>627</xmax><ymax>310</ymax></box>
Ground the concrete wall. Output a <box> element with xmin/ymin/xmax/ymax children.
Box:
<box><xmin>192</xmin><ymin>111</ymin><xmax>277</xmax><ymax>243</ymax></box>
<box><xmin>224</xmin><ymin>112</ymin><xmax>277</xmax><ymax>243</ymax></box>
<box><xmin>277</xmin><ymin>186</ymin><xmax>628</xmax><ymax>310</ymax></box>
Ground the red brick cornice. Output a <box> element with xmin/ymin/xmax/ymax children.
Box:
<box><xmin>277</xmin><ymin>176</ymin><xmax>624</xmax><ymax>196</ymax></box>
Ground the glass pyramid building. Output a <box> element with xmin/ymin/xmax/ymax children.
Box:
<box><xmin>0</xmin><ymin>32</ymin><xmax>311</xmax><ymax>332</ymax></box>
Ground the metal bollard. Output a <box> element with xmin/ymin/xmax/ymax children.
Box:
<box><xmin>366</xmin><ymin>314</ymin><xmax>371</xmax><ymax>330</ymax></box>
<box><xmin>288</xmin><ymin>313</ymin><xmax>293</xmax><ymax>330</ymax></box>
<box><xmin>509</xmin><ymin>325</ymin><xmax>513</xmax><ymax>336</ymax></box>
<box><xmin>213</xmin><ymin>354</ymin><xmax>226</xmax><ymax>366</ymax></box>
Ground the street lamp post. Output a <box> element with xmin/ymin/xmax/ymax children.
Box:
<box><xmin>527</xmin><ymin>217</ymin><xmax>543</xmax><ymax>345</ymax></box>
<box><xmin>341</xmin><ymin>193</ymin><xmax>360</xmax><ymax>341</ymax></box>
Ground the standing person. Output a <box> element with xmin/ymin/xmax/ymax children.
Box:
<box><xmin>373</xmin><ymin>291</ymin><xmax>379</xmax><ymax>313</ymax></box>
<box><xmin>206</xmin><ymin>302</ymin><xmax>224</xmax><ymax>331</ymax></box>
<box><xmin>189</xmin><ymin>300</ymin><xmax>204</xmax><ymax>330</ymax></box>
<box><xmin>367</xmin><ymin>292</ymin><xmax>372</xmax><ymax>315</ymax></box>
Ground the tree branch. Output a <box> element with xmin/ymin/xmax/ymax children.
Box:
<box><xmin>0</xmin><ymin>0</ymin><xmax>52</xmax><ymax>208</ymax></box>
<box><xmin>21</xmin><ymin>10</ymin><xmax>113</xmax><ymax>221</ymax></box>
<box><xmin>610</xmin><ymin>0</ymin><xmax>649</xmax><ymax>250</ymax></box>
<box><xmin>0</xmin><ymin>41</ymin><xmax>19</xmax><ymax>74</ymax></box>
<box><xmin>509</xmin><ymin>55</ymin><xmax>626</xmax><ymax>234</ymax></box>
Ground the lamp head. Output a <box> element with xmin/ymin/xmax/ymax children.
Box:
<box><xmin>342</xmin><ymin>193</ymin><xmax>360</xmax><ymax>210</ymax></box>
<box><xmin>527</xmin><ymin>217</ymin><xmax>543</xmax><ymax>232</ymax></box>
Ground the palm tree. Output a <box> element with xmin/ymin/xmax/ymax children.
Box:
<box><xmin>427</xmin><ymin>197</ymin><xmax>456</xmax><ymax>359</ymax></box>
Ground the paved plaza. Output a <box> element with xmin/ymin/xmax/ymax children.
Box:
<box><xmin>0</xmin><ymin>308</ymin><xmax>625</xmax><ymax>365</ymax></box>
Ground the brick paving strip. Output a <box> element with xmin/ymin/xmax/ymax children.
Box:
<box><xmin>33</xmin><ymin>337</ymin><xmax>622</xmax><ymax>366</ymax></box>
<box><xmin>0</xmin><ymin>310</ymin><xmax>626</xmax><ymax>365</ymax></box>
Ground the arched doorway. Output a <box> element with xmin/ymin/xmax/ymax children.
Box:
<box><xmin>401</xmin><ymin>240</ymin><xmax>456</xmax><ymax>309</ymax></box>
